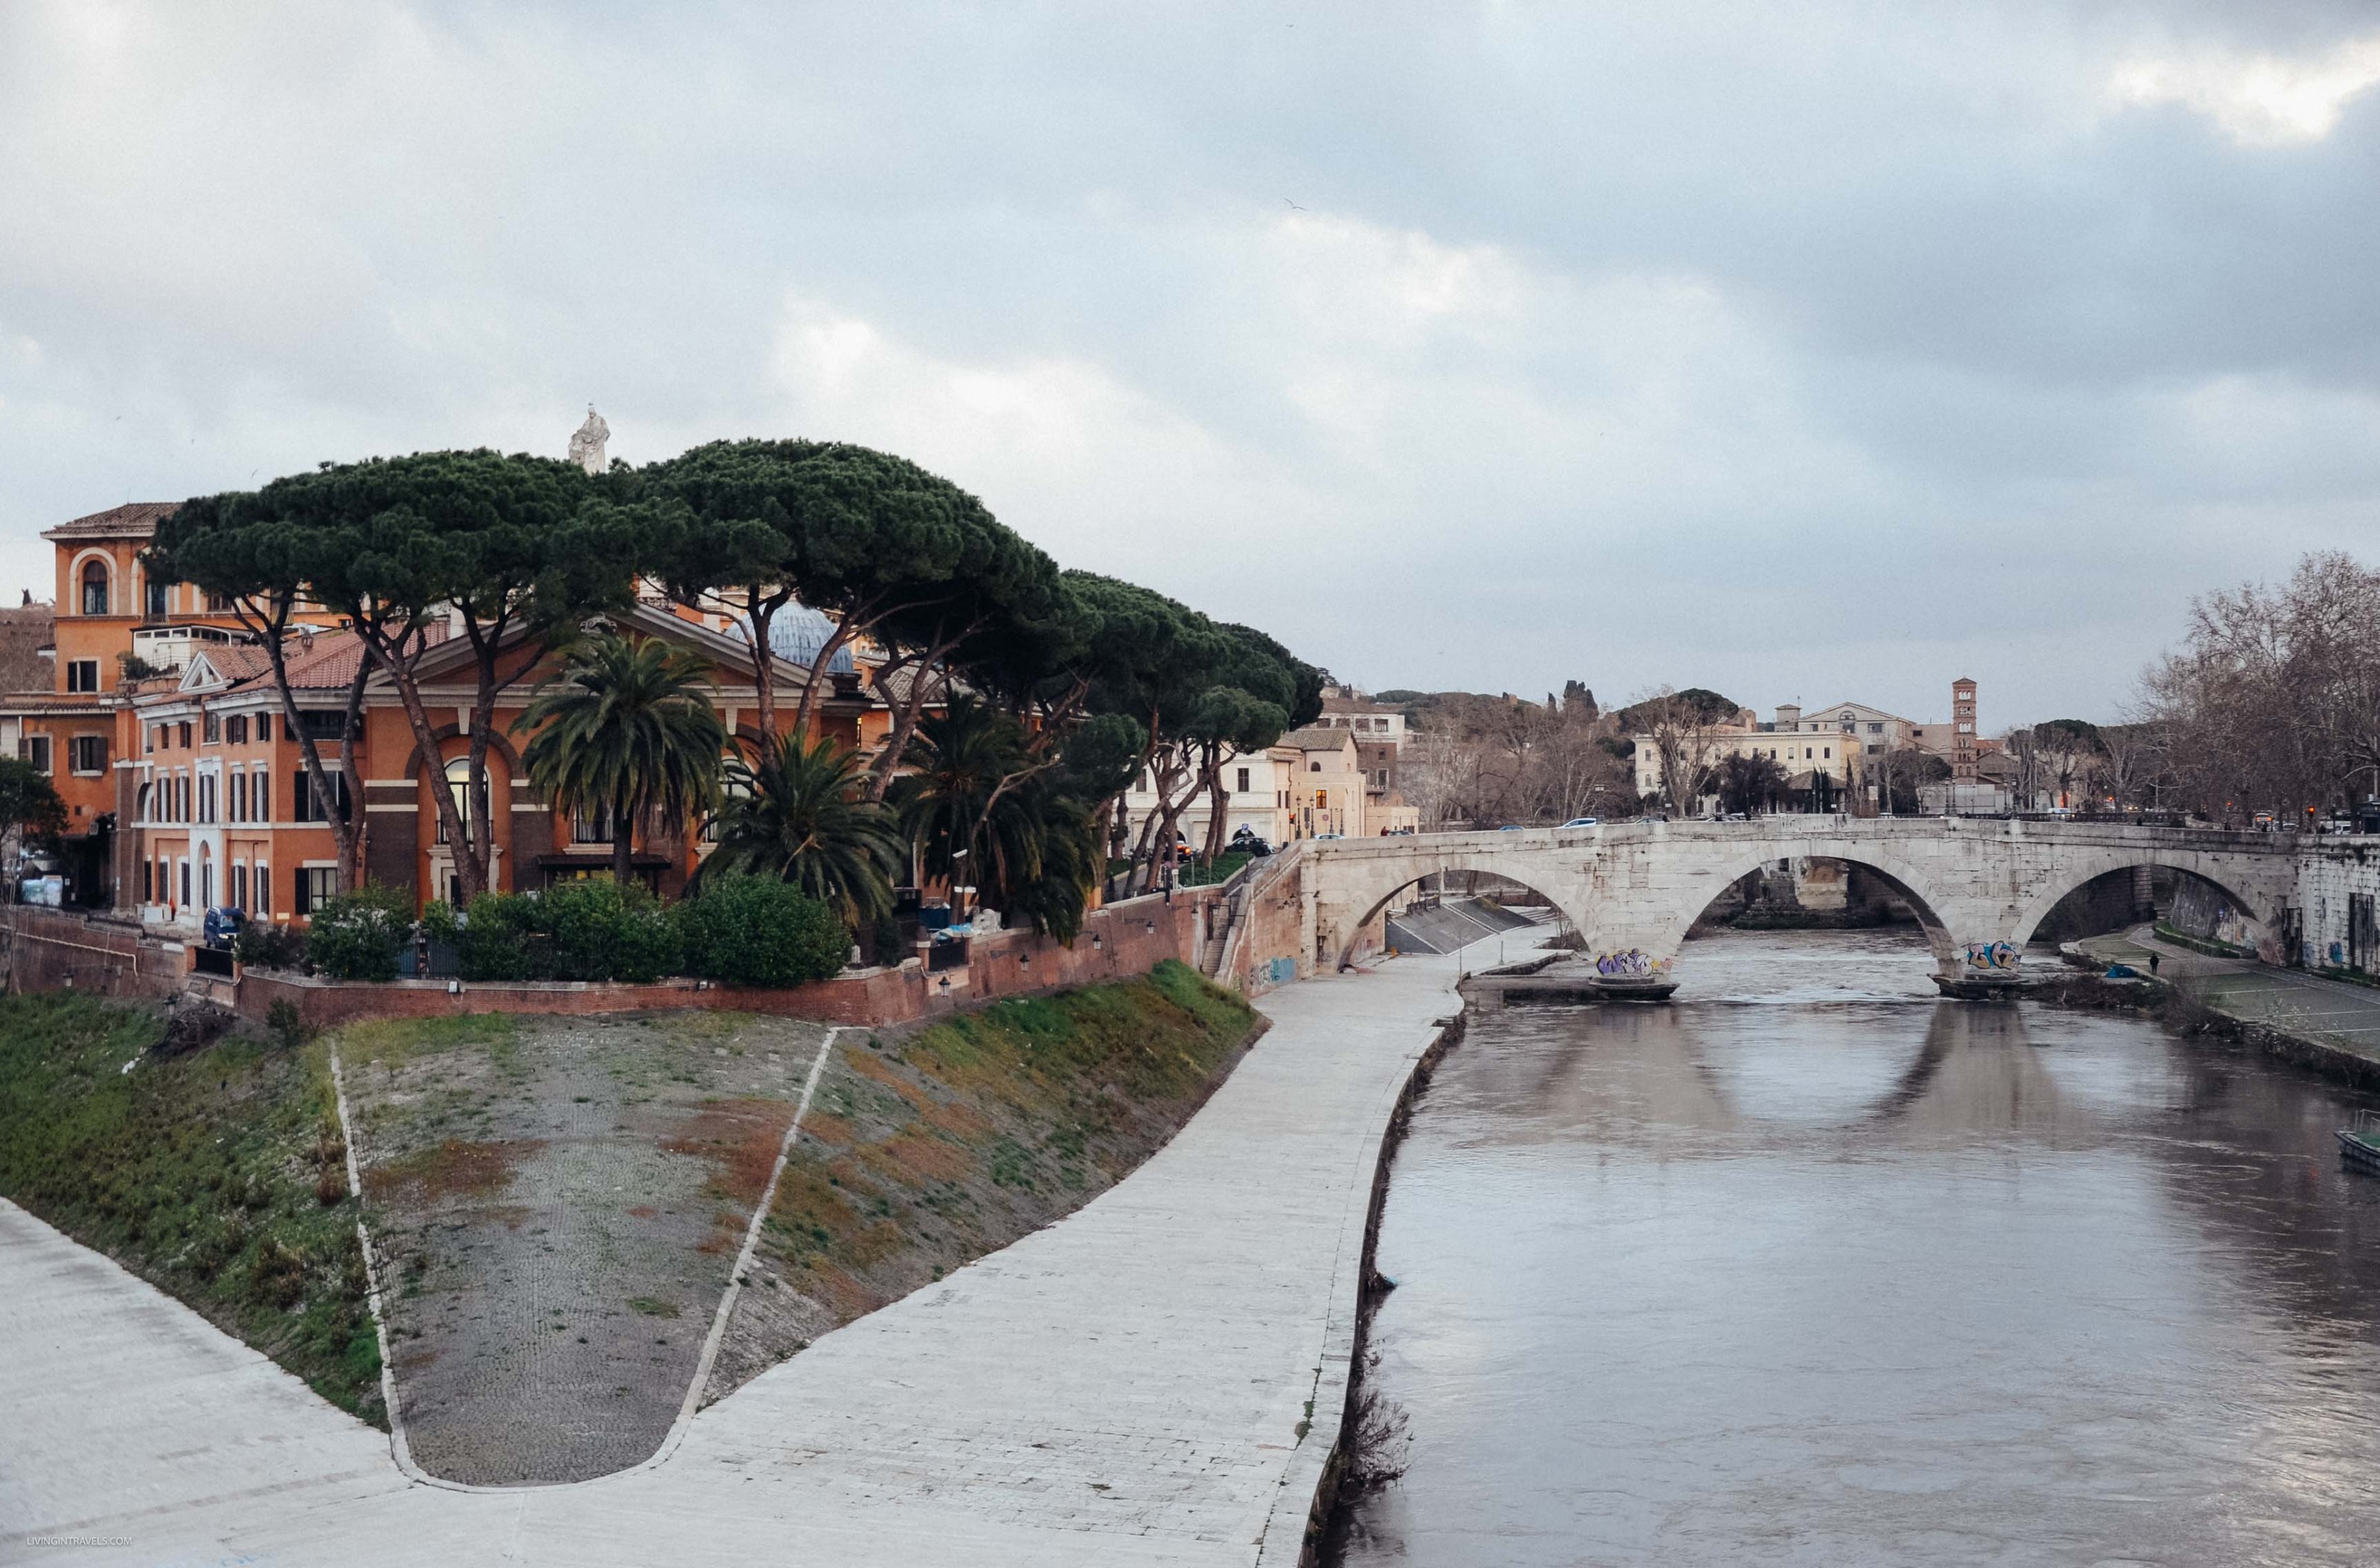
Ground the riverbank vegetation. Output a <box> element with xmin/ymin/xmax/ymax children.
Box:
<box><xmin>706</xmin><ymin>960</ymin><xmax>1260</xmax><ymax>1395</ymax></box>
<box><xmin>0</xmin><ymin>994</ymin><xmax>384</xmax><ymax>1424</ymax></box>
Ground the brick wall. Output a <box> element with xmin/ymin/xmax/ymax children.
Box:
<box><xmin>3</xmin><ymin>907</ymin><xmax>181</xmax><ymax>1002</ymax></box>
<box><xmin>1233</xmin><ymin>852</ymin><xmax>1311</xmax><ymax>997</ymax></box>
<box><xmin>3</xmin><ymin>887</ymin><xmax>1223</xmax><ymax>1032</ymax></box>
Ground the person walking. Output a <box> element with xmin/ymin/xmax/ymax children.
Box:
<box><xmin>2148</xmin><ymin>950</ymin><xmax>2161</xmax><ymax>977</ymax></box>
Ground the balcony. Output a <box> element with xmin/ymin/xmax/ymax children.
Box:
<box><xmin>129</xmin><ymin>624</ymin><xmax>249</xmax><ymax>674</ymax></box>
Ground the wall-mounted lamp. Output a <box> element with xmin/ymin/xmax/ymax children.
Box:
<box><xmin>1091</xmin><ymin>933</ymin><xmax>1102</xmax><ymax>950</ymax></box>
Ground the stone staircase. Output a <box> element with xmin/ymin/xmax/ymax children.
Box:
<box><xmin>1199</xmin><ymin>882</ymin><xmax>1248</xmax><ymax>977</ymax></box>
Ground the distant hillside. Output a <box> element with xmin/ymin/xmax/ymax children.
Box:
<box><xmin>1378</xmin><ymin>679</ymin><xmax>1599</xmax><ymax>736</ymax></box>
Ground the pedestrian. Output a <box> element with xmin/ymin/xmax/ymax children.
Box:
<box><xmin>2149</xmin><ymin>951</ymin><xmax>2161</xmax><ymax>977</ymax></box>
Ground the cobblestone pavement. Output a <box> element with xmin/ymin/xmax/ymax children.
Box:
<box><xmin>0</xmin><ymin>945</ymin><xmax>1486</xmax><ymax>1567</ymax></box>
<box><xmin>341</xmin><ymin>1011</ymin><xmax>832</xmax><ymax>1484</ymax></box>
<box><xmin>2075</xmin><ymin>926</ymin><xmax>2380</xmax><ymax>1074</ymax></box>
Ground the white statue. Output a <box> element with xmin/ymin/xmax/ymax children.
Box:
<box><xmin>567</xmin><ymin>405</ymin><xmax>610</xmax><ymax>475</ymax></box>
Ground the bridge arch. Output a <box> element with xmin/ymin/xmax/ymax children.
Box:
<box><xmin>1647</xmin><ymin>844</ymin><xmax>1964</xmax><ymax>975</ymax></box>
<box><xmin>2007</xmin><ymin>849</ymin><xmax>2277</xmax><ymax>956</ymax></box>
<box><xmin>1325</xmin><ymin>845</ymin><xmax>1597</xmax><ymax>973</ymax></box>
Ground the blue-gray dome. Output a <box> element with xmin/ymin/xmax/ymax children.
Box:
<box><xmin>768</xmin><ymin>605</ymin><xmax>858</xmax><ymax>674</ymax></box>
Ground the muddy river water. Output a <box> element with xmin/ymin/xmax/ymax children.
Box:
<box><xmin>1329</xmin><ymin>930</ymin><xmax>2380</xmax><ymax>1566</ymax></box>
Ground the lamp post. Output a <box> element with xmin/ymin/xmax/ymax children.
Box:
<box><xmin>951</xmin><ymin>848</ymin><xmax>969</xmax><ymax>926</ymax></box>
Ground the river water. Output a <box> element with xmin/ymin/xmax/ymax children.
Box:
<box><xmin>1329</xmin><ymin>929</ymin><xmax>2380</xmax><ymax>1567</ymax></box>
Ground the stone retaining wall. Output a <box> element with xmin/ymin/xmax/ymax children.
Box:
<box><xmin>1</xmin><ymin>906</ymin><xmax>179</xmax><ymax>1001</ymax></box>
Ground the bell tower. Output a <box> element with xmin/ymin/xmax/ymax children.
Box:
<box><xmin>1951</xmin><ymin>678</ymin><xmax>1978</xmax><ymax>782</ymax></box>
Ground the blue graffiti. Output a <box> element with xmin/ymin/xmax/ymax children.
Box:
<box><xmin>1964</xmin><ymin>941</ymin><xmax>2019</xmax><ymax>973</ymax></box>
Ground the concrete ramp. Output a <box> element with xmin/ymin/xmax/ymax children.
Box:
<box><xmin>1388</xmin><ymin>897</ymin><xmax>1537</xmax><ymax>954</ymax></box>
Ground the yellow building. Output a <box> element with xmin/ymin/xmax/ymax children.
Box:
<box><xmin>1633</xmin><ymin>704</ymin><xmax>1864</xmax><ymax>806</ymax></box>
<box><xmin>1279</xmin><ymin>724</ymin><xmax>1367</xmax><ymax>838</ymax></box>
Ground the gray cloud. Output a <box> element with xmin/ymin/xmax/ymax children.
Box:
<box><xmin>5</xmin><ymin>0</ymin><xmax>2379</xmax><ymax>728</ymax></box>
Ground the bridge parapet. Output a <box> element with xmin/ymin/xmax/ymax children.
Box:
<box><xmin>1301</xmin><ymin>819</ymin><xmax>2303</xmax><ymax>983</ymax></box>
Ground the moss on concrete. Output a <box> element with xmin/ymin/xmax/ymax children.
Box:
<box><xmin>0</xmin><ymin>994</ymin><xmax>385</xmax><ymax>1424</ymax></box>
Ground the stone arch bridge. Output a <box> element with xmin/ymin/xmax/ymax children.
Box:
<box><xmin>1297</xmin><ymin>820</ymin><xmax>2299</xmax><ymax>986</ymax></box>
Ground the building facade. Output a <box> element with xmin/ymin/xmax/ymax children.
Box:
<box><xmin>3</xmin><ymin>498</ymin><xmax>884</xmax><ymax>931</ymax></box>
<box><xmin>1</xmin><ymin>503</ymin><xmax>350</xmax><ymax>907</ymax></box>
<box><xmin>112</xmin><ymin>603</ymin><xmax>867</xmax><ymax>934</ymax></box>
<box><xmin>1313</xmin><ymin>684</ymin><xmax>1417</xmax><ymax>833</ymax></box>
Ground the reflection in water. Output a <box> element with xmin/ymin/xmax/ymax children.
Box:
<box><xmin>1331</xmin><ymin>930</ymin><xmax>2380</xmax><ymax>1567</ymax></box>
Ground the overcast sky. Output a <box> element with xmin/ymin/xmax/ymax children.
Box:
<box><xmin>6</xmin><ymin>2</ymin><xmax>2378</xmax><ymax>728</ymax></box>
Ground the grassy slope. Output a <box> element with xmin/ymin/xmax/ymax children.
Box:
<box><xmin>0</xmin><ymin>963</ymin><xmax>1258</xmax><ymax>1422</ymax></box>
<box><xmin>756</xmin><ymin>959</ymin><xmax>1258</xmax><ymax>1342</ymax></box>
<box><xmin>0</xmin><ymin>995</ymin><xmax>385</xmax><ymax>1425</ymax></box>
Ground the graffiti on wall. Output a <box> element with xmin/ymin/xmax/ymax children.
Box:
<box><xmin>1964</xmin><ymin>941</ymin><xmax>2019</xmax><ymax>973</ymax></box>
<box><xmin>1593</xmin><ymin>948</ymin><xmax>1670</xmax><ymax>977</ymax></box>
<box><xmin>1243</xmin><ymin>955</ymin><xmax>1298</xmax><ymax>993</ymax></box>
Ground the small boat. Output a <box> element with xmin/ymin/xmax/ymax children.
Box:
<box><xmin>2338</xmin><ymin>1111</ymin><xmax>2380</xmax><ymax>1172</ymax></box>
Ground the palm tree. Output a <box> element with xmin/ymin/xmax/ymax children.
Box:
<box><xmin>892</xmin><ymin>695</ymin><xmax>1101</xmax><ymax>939</ymax></box>
<box><xmin>701</xmin><ymin>733</ymin><xmax>904</xmax><ymax>926</ymax></box>
<box><xmin>516</xmin><ymin>631</ymin><xmax>727</xmax><ymax>887</ymax></box>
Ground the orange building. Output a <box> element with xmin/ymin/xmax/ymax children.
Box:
<box><xmin>6</xmin><ymin>501</ymin><xmax>882</xmax><ymax>929</ymax></box>
<box><xmin>2</xmin><ymin>503</ymin><xmax>343</xmax><ymax>905</ymax></box>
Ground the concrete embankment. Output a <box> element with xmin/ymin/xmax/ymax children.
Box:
<box><xmin>0</xmin><ymin>945</ymin><xmax>1491</xmax><ymax>1567</ymax></box>
<box><xmin>2069</xmin><ymin>928</ymin><xmax>2380</xmax><ymax>1090</ymax></box>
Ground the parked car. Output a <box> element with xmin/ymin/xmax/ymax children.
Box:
<box><xmin>202</xmin><ymin>905</ymin><xmax>247</xmax><ymax>951</ymax></box>
<box><xmin>1229</xmin><ymin>828</ymin><xmax>1273</xmax><ymax>857</ymax></box>
<box><xmin>1559</xmin><ymin>816</ymin><xmax>1601</xmax><ymax>828</ymax></box>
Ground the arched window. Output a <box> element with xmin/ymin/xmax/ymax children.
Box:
<box><xmin>439</xmin><ymin>757</ymin><xmax>487</xmax><ymax>844</ymax></box>
<box><xmin>80</xmin><ymin>559</ymin><xmax>109</xmax><ymax>616</ymax></box>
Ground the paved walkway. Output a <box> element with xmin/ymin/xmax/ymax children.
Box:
<box><xmin>2074</xmin><ymin>925</ymin><xmax>2380</xmax><ymax>1076</ymax></box>
<box><xmin>1</xmin><ymin>947</ymin><xmax>1487</xmax><ymax>1567</ymax></box>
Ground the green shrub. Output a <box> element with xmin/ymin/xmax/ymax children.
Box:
<box><xmin>417</xmin><ymin>899</ymin><xmax>460</xmax><ymax>945</ymax></box>
<box><xmin>233</xmin><ymin>921</ymin><xmax>306</xmax><ymax>971</ymax></box>
<box><xmin>454</xmin><ymin>891</ymin><xmax>536</xmax><ymax>982</ymax></box>
<box><xmin>447</xmin><ymin>881</ymin><xmax>679</xmax><ymax>984</ymax></box>
<box><xmin>677</xmin><ymin>875</ymin><xmax>849</xmax><ymax>989</ymax></box>
<box><xmin>303</xmin><ymin>884</ymin><xmax>414</xmax><ymax>982</ymax></box>
<box><xmin>540</xmin><ymin>878</ymin><xmax>679</xmax><ymax>983</ymax></box>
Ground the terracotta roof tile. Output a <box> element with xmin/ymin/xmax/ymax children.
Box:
<box><xmin>277</xmin><ymin>629</ymin><xmax>367</xmax><ymax>690</ymax></box>
<box><xmin>0</xmin><ymin>605</ymin><xmax>55</xmax><ymax>694</ymax></box>
<box><xmin>40</xmin><ymin>501</ymin><xmax>179</xmax><ymax>541</ymax></box>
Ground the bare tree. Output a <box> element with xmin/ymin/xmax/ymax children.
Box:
<box><xmin>1399</xmin><ymin>690</ymin><xmax>1632</xmax><ymax>826</ymax></box>
<box><xmin>2141</xmin><ymin>551</ymin><xmax>2380</xmax><ymax>822</ymax></box>
<box><xmin>1634</xmin><ymin>686</ymin><xmax>1727</xmax><ymax>817</ymax></box>
<box><xmin>2001</xmin><ymin>726</ymin><xmax>2042</xmax><ymax>812</ymax></box>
